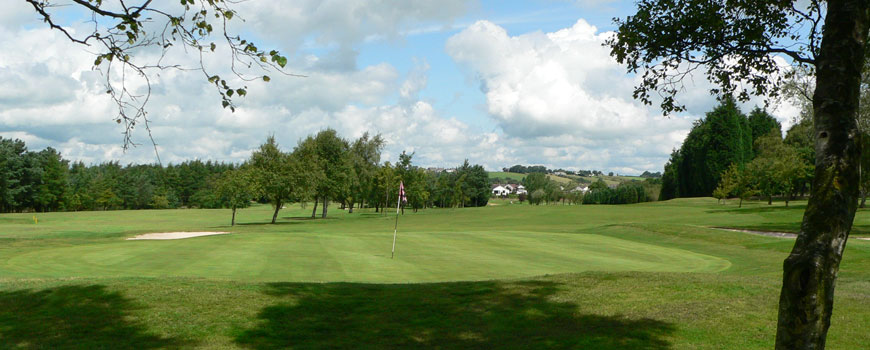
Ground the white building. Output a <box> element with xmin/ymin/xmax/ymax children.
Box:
<box><xmin>516</xmin><ymin>185</ymin><xmax>528</xmax><ymax>195</ymax></box>
<box><xmin>571</xmin><ymin>185</ymin><xmax>589</xmax><ymax>193</ymax></box>
<box><xmin>492</xmin><ymin>185</ymin><xmax>510</xmax><ymax>196</ymax></box>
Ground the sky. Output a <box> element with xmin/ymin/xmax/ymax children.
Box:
<box><xmin>0</xmin><ymin>0</ymin><xmax>800</xmax><ymax>174</ymax></box>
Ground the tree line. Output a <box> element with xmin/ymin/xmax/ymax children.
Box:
<box><xmin>0</xmin><ymin>137</ymin><xmax>238</xmax><ymax>213</ymax></box>
<box><xmin>659</xmin><ymin>97</ymin><xmax>805</xmax><ymax>203</ymax></box>
<box><xmin>0</xmin><ymin>130</ymin><xmax>492</xmax><ymax>222</ymax></box>
<box><xmin>661</xmin><ymin>89</ymin><xmax>870</xmax><ymax>210</ymax></box>
<box><xmin>513</xmin><ymin>172</ymin><xmax>660</xmax><ymax>206</ymax></box>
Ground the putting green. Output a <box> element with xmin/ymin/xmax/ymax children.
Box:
<box><xmin>1</xmin><ymin>230</ymin><xmax>730</xmax><ymax>282</ymax></box>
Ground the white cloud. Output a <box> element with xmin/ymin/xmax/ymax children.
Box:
<box><xmin>2</xmin><ymin>3</ymin><xmax>802</xmax><ymax>175</ymax></box>
<box><xmin>446</xmin><ymin>19</ymin><xmax>694</xmax><ymax>171</ymax></box>
<box><xmin>229</xmin><ymin>0</ymin><xmax>473</xmax><ymax>70</ymax></box>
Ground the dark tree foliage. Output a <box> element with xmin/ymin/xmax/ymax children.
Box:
<box><xmin>506</xmin><ymin>165</ymin><xmax>548</xmax><ymax>174</ymax></box>
<box><xmin>460</xmin><ymin>161</ymin><xmax>490</xmax><ymax>207</ymax></box>
<box><xmin>309</xmin><ymin>129</ymin><xmax>352</xmax><ymax>218</ymax></box>
<box><xmin>0</xmin><ymin>136</ymin><xmax>234</xmax><ymax>213</ymax></box>
<box><xmin>425</xmin><ymin>162</ymin><xmax>489</xmax><ymax>209</ymax></box>
<box><xmin>659</xmin><ymin>150</ymin><xmax>681</xmax><ymax>200</ymax></box>
<box><xmin>662</xmin><ymin>98</ymin><xmax>753</xmax><ymax>198</ymax></box>
<box><xmin>582</xmin><ymin>181</ymin><xmax>652</xmax><ymax>205</ymax></box>
<box><xmin>783</xmin><ymin>119</ymin><xmax>816</xmax><ymax>197</ymax></box>
<box><xmin>610</xmin><ymin>1</ymin><xmax>869</xmax><ymax>348</ymax></box>
<box><xmin>747</xmin><ymin>107</ymin><xmax>783</xmax><ymax>155</ymax></box>
<box><xmin>0</xmin><ymin>138</ymin><xmax>33</xmax><ymax>212</ymax></box>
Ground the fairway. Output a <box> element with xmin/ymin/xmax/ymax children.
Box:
<box><xmin>2</xmin><ymin>199</ymin><xmax>869</xmax><ymax>349</ymax></box>
<box><xmin>2</xmin><ymin>230</ymin><xmax>729</xmax><ymax>282</ymax></box>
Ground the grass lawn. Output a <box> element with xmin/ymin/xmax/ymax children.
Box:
<box><xmin>487</xmin><ymin>171</ymin><xmax>527</xmax><ymax>182</ymax></box>
<box><xmin>1</xmin><ymin>198</ymin><xmax>868</xmax><ymax>349</ymax></box>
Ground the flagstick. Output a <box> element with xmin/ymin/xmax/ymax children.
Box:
<box><xmin>391</xmin><ymin>190</ymin><xmax>401</xmax><ymax>259</ymax></box>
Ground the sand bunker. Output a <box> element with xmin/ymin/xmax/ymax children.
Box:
<box><xmin>714</xmin><ymin>228</ymin><xmax>870</xmax><ymax>241</ymax></box>
<box><xmin>713</xmin><ymin>227</ymin><xmax>796</xmax><ymax>238</ymax></box>
<box><xmin>126</xmin><ymin>232</ymin><xmax>230</xmax><ymax>240</ymax></box>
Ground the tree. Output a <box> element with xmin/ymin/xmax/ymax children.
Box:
<box><xmin>609</xmin><ymin>1</ymin><xmax>869</xmax><ymax>347</ymax></box>
<box><xmin>522</xmin><ymin>172</ymin><xmax>549</xmax><ymax>200</ymax></box>
<box><xmin>784</xmin><ymin>118</ymin><xmax>816</xmax><ymax>198</ymax></box>
<box><xmin>748</xmin><ymin>132</ymin><xmax>786</xmax><ymax>205</ymax></box>
<box><xmin>27</xmin><ymin>0</ymin><xmax>293</xmax><ymax>155</ymax></box>
<box><xmin>249</xmin><ymin>136</ymin><xmax>302</xmax><ymax>224</ymax></box>
<box><xmin>659</xmin><ymin>149</ymin><xmax>681</xmax><ymax>200</ymax></box>
<box><xmin>0</xmin><ymin>138</ymin><xmax>29</xmax><ymax>212</ymax></box>
<box><xmin>452</xmin><ymin>160</ymin><xmax>490</xmax><ymax>208</ymax></box>
<box><xmin>34</xmin><ymin>147</ymin><xmax>68</xmax><ymax>212</ymax></box>
<box><xmin>712</xmin><ymin>179</ymin><xmax>730</xmax><ymax>205</ymax></box>
<box><xmin>720</xmin><ymin>163</ymin><xmax>754</xmax><ymax>208</ymax></box>
<box><xmin>348</xmin><ymin>133</ymin><xmax>385</xmax><ymax>214</ymax></box>
<box><xmin>215</xmin><ymin>168</ymin><xmax>257</xmax><ymax>226</ymax></box>
<box><xmin>309</xmin><ymin>129</ymin><xmax>351</xmax><ymax>218</ymax></box>
<box><xmin>747</xmin><ymin>107</ymin><xmax>783</xmax><ymax>155</ymax></box>
<box><xmin>661</xmin><ymin>98</ymin><xmax>753</xmax><ymax>198</ymax></box>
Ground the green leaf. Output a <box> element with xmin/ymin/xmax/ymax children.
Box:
<box><xmin>210</xmin><ymin>43</ymin><xmax>216</xmax><ymax>52</ymax></box>
<box><xmin>262</xmin><ymin>75</ymin><xmax>271</xmax><ymax>82</ymax></box>
<box><xmin>222</xmin><ymin>100</ymin><xmax>230</xmax><ymax>108</ymax></box>
<box><xmin>224</xmin><ymin>11</ymin><xmax>233</xmax><ymax>20</ymax></box>
<box><xmin>276</xmin><ymin>56</ymin><xmax>287</xmax><ymax>68</ymax></box>
<box><xmin>226</xmin><ymin>89</ymin><xmax>234</xmax><ymax>97</ymax></box>
<box><xmin>236</xmin><ymin>88</ymin><xmax>246</xmax><ymax>96</ymax></box>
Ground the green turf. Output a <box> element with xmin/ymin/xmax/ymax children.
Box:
<box><xmin>1</xmin><ymin>230</ymin><xmax>729</xmax><ymax>282</ymax></box>
<box><xmin>1</xmin><ymin>198</ymin><xmax>868</xmax><ymax>349</ymax></box>
<box><xmin>487</xmin><ymin>171</ymin><xmax>526</xmax><ymax>182</ymax></box>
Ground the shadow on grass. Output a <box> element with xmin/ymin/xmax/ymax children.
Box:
<box><xmin>234</xmin><ymin>221</ymin><xmax>307</xmax><ymax>226</ymax></box>
<box><xmin>0</xmin><ymin>285</ymin><xmax>184</xmax><ymax>349</ymax></box>
<box><xmin>236</xmin><ymin>280</ymin><xmax>674</xmax><ymax>350</ymax></box>
<box><xmin>706</xmin><ymin>204</ymin><xmax>807</xmax><ymax>214</ymax></box>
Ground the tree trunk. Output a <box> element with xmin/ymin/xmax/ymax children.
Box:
<box><xmin>321</xmin><ymin>197</ymin><xmax>328</xmax><ymax>218</ymax></box>
<box><xmin>349</xmin><ymin>200</ymin><xmax>355</xmax><ymax>214</ymax></box>
<box><xmin>768</xmin><ymin>195</ymin><xmax>772</xmax><ymax>205</ymax></box>
<box><xmin>231</xmin><ymin>207</ymin><xmax>237</xmax><ymax>226</ymax></box>
<box><xmin>739</xmin><ymin>197</ymin><xmax>743</xmax><ymax>208</ymax></box>
<box><xmin>775</xmin><ymin>2</ymin><xmax>868</xmax><ymax>349</ymax></box>
<box><xmin>860</xmin><ymin>191</ymin><xmax>866</xmax><ymax>208</ymax></box>
<box><xmin>311</xmin><ymin>197</ymin><xmax>318</xmax><ymax>218</ymax></box>
<box><xmin>271</xmin><ymin>200</ymin><xmax>281</xmax><ymax>224</ymax></box>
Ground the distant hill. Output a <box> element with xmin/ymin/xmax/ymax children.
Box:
<box><xmin>488</xmin><ymin>172</ymin><xmax>526</xmax><ymax>182</ymax></box>
<box><xmin>488</xmin><ymin>172</ymin><xmax>643</xmax><ymax>186</ymax></box>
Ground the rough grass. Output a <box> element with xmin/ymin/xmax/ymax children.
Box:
<box><xmin>0</xmin><ymin>198</ymin><xmax>868</xmax><ymax>349</ymax></box>
<box><xmin>487</xmin><ymin>171</ymin><xmax>526</xmax><ymax>182</ymax></box>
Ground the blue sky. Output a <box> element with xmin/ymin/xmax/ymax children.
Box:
<box><xmin>0</xmin><ymin>0</ymin><xmax>798</xmax><ymax>174</ymax></box>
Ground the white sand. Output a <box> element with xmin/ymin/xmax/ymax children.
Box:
<box><xmin>713</xmin><ymin>227</ymin><xmax>796</xmax><ymax>238</ymax></box>
<box><xmin>126</xmin><ymin>231</ymin><xmax>230</xmax><ymax>240</ymax></box>
<box><xmin>715</xmin><ymin>228</ymin><xmax>870</xmax><ymax>241</ymax></box>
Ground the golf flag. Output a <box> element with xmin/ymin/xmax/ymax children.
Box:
<box><xmin>391</xmin><ymin>181</ymin><xmax>406</xmax><ymax>259</ymax></box>
<box><xmin>399</xmin><ymin>181</ymin><xmax>407</xmax><ymax>204</ymax></box>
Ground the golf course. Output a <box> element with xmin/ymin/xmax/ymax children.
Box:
<box><xmin>0</xmin><ymin>198</ymin><xmax>868</xmax><ymax>349</ymax></box>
